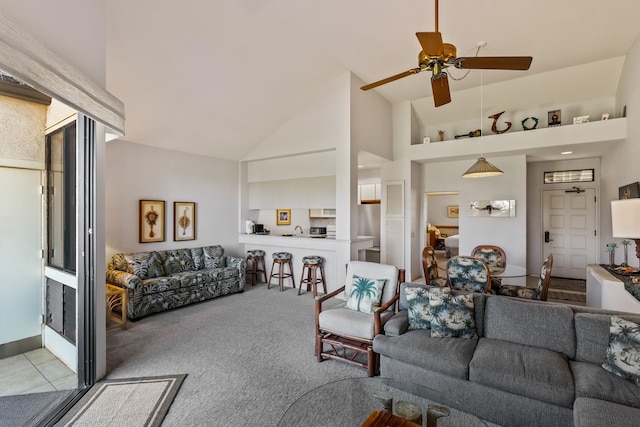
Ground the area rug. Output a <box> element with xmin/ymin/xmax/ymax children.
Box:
<box><xmin>548</xmin><ymin>277</ymin><xmax>586</xmax><ymax>303</ymax></box>
<box><xmin>56</xmin><ymin>374</ymin><xmax>186</xmax><ymax>427</ymax></box>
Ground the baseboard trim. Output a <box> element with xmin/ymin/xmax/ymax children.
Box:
<box><xmin>0</xmin><ymin>335</ymin><xmax>42</xmax><ymax>359</ymax></box>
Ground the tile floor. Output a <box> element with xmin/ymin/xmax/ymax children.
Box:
<box><xmin>0</xmin><ymin>348</ymin><xmax>77</xmax><ymax>397</ymax></box>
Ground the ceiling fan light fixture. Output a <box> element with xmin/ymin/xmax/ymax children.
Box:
<box><xmin>462</xmin><ymin>157</ymin><xmax>504</xmax><ymax>178</ymax></box>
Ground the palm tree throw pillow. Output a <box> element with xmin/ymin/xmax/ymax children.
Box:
<box><xmin>429</xmin><ymin>291</ymin><xmax>477</xmax><ymax>339</ymax></box>
<box><xmin>345</xmin><ymin>275</ymin><xmax>387</xmax><ymax>314</ymax></box>
<box><xmin>405</xmin><ymin>286</ymin><xmax>450</xmax><ymax>330</ymax></box>
<box><xmin>602</xmin><ymin>316</ymin><xmax>640</xmax><ymax>386</ymax></box>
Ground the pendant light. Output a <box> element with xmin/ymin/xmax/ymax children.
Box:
<box><xmin>463</xmin><ymin>72</ymin><xmax>503</xmax><ymax>178</ymax></box>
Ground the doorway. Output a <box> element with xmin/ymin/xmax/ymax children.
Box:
<box><xmin>542</xmin><ymin>188</ymin><xmax>597</xmax><ymax>279</ymax></box>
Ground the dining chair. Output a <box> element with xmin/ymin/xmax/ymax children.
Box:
<box><xmin>446</xmin><ymin>256</ymin><xmax>492</xmax><ymax>293</ymax></box>
<box><xmin>421</xmin><ymin>246</ymin><xmax>449</xmax><ymax>287</ymax></box>
<box><xmin>498</xmin><ymin>254</ymin><xmax>553</xmax><ymax>301</ymax></box>
<box><xmin>471</xmin><ymin>245</ymin><xmax>507</xmax><ymax>292</ymax></box>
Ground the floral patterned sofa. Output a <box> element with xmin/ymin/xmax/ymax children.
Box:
<box><xmin>106</xmin><ymin>246</ymin><xmax>245</xmax><ymax>319</ymax></box>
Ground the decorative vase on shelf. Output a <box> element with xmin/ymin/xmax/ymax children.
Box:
<box><xmin>621</xmin><ymin>240</ymin><xmax>631</xmax><ymax>267</ymax></box>
<box><xmin>606</xmin><ymin>243</ymin><xmax>618</xmax><ymax>267</ymax></box>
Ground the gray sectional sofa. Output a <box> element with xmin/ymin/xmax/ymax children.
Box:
<box><xmin>373</xmin><ymin>283</ymin><xmax>640</xmax><ymax>427</ymax></box>
<box><xmin>106</xmin><ymin>245</ymin><xmax>245</xmax><ymax>319</ymax></box>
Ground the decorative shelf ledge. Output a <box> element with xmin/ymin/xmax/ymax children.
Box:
<box><xmin>409</xmin><ymin>117</ymin><xmax>627</xmax><ymax>163</ymax></box>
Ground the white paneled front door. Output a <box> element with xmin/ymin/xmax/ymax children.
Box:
<box><xmin>542</xmin><ymin>188</ymin><xmax>597</xmax><ymax>279</ymax></box>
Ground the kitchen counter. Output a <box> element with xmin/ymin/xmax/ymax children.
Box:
<box><xmin>239</xmin><ymin>234</ymin><xmax>374</xmax><ymax>294</ymax></box>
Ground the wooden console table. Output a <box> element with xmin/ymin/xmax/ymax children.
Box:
<box><xmin>586</xmin><ymin>264</ymin><xmax>640</xmax><ymax>314</ymax></box>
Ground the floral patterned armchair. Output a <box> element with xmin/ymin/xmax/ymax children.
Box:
<box><xmin>498</xmin><ymin>254</ymin><xmax>553</xmax><ymax>301</ymax></box>
<box><xmin>446</xmin><ymin>256</ymin><xmax>492</xmax><ymax>293</ymax></box>
<box><xmin>422</xmin><ymin>246</ymin><xmax>449</xmax><ymax>287</ymax></box>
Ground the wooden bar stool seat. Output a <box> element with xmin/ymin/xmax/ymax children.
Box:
<box><xmin>298</xmin><ymin>255</ymin><xmax>327</xmax><ymax>297</ymax></box>
<box><xmin>246</xmin><ymin>249</ymin><xmax>267</xmax><ymax>286</ymax></box>
<box><xmin>268</xmin><ymin>252</ymin><xmax>295</xmax><ymax>291</ymax></box>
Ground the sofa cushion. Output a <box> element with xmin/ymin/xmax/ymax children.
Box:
<box><xmin>429</xmin><ymin>291</ymin><xmax>477</xmax><ymax>339</ymax></box>
<box><xmin>163</xmin><ymin>248</ymin><xmax>196</xmax><ymax>274</ymax></box>
<box><xmin>483</xmin><ymin>296</ymin><xmax>576</xmax><ymax>358</ymax></box>
<box><xmin>575</xmin><ymin>312</ymin><xmax>640</xmax><ymax>364</ymax></box>
<box><xmin>203</xmin><ymin>245</ymin><xmax>225</xmax><ymax>269</ymax></box>
<box><xmin>345</xmin><ymin>275</ymin><xmax>386</xmax><ymax>314</ymax></box>
<box><xmin>574</xmin><ymin>397</ymin><xmax>640</xmax><ymax>427</ymax></box>
<box><xmin>141</xmin><ymin>276</ymin><xmax>182</xmax><ymax>295</ymax></box>
<box><xmin>469</xmin><ymin>338</ymin><xmax>575</xmax><ymax>408</ymax></box>
<box><xmin>190</xmin><ymin>247</ymin><xmax>206</xmax><ymax>270</ymax></box>
<box><xmin>571</xmin><ymin>361</ymin><xmax>640</xmax><ymax>409</ymax></box>
<box><xmin>602</xmin><ymin>316</ymin><xmax>640</xmax><ymax>386</ymax></box>
<box><xmin>373</xmin><ymin>330</ymin><xmax>477</xmax><ymax>379</ymax></box>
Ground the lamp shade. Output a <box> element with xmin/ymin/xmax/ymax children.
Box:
<box><xmin>462</xmin><ymin>157</ymin><xmax>504</xmax><ymax>178</ymax></box>
<box><xmin>611</xmin><ymin>199</ymin><xmax>640</xmax><ymax>238</ymax></box>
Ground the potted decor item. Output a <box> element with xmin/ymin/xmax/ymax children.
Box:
<box><xmin>606</xmin><ymin>243</ymin><xmax>618</xmax><ymax>266</ymax></box>
<box><xmin>621</xmin><ymin>240</ymin><xmax>631</xmax><ymax>267</ymax></box>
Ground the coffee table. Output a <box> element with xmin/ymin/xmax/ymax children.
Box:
<box><xmin>278</xmin><ymin>377</ymin><xmax>490</xmax><ymax>427</ymax></box>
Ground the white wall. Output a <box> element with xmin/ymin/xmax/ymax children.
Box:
<box><xmin>248</xmin><ymin>176</ymin><xmax>336</xmax><ymax>209</ymax></box>
<box><xmin>603</xmin><ymin>33</ymin><xmax>640</xmax><ymax>267</ymax></box>
<box><xmin>427</xmin><ymin>194</ymin><xmax>459</xmax><ymax>227</ymax></box>
<box><xmin>105</xmin><ymin>140</ymin><xmax>242</xmax><ymax>260</ymax></box>
<box><xmin>350</xmin><ymin>73</ymin><xmax>393</xmax><ymax>159</ymax></box>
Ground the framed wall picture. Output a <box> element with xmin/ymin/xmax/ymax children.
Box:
<box><xmin>619</xmin><ymin>182</ymin><xmax>640</xmax><ymax>199</ymax></box>
<box><xmin>174</xmin><ymin>201</ymin><xmax>196</xmax><ymax>241</ymax></box>
<box><xmin>447</xmin><ymin>205</ymin><xmax>459</xmax><ymax>218</ymax></box>
<box><xmin>548</xmin><ymin>109</ymin><xmax>561</xmax><ymax>127</ymax></box>
<box><xmin>276</xmin><ymin>208</ymin><xmax>291</xmax><ymax>225</ymax></box>
<box><xmin>140</xmin><ymin>200</ymin><xmax>165</xmax><ymax>243</ymax></box>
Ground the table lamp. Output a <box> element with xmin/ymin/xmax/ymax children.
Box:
<box><xmin>611</xmin><ymin>199</ymin><xmax>640</xmax><ymax>265</ymax></box>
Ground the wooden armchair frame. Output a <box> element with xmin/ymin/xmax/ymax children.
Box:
<box><xmin>315</xmin><ymin>268</ymin><xmax>405</xmax><ymax>377</ymax></box>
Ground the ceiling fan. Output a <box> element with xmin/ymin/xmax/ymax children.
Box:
<box><xmin>360</xmin><ymin>0</ymin><xmax>532</xmax><ymax>107</ymax></box>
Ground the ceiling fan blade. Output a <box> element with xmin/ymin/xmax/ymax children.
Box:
<box><xmin>431</xmin><ymin>72</ymin><xmax>451</xmax><ymax>107</ymax></box>
<box><xmin>455</xmin><ymin>56</ymin><xmax>532</xmax><ymax>70</ymax></box>
<box><xmin>416</xmin><ymin>32</ymin><xmax>444</xmax><ymax>57</ymax></box>
<box><xmin>360</xmin><ymin>68</ymin><xmax>421</xmax><ymax>91</ymax></box>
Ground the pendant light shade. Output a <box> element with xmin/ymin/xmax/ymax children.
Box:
<box><xmin>462</xmin><ymin>156</ymin><xmax>504</xmax><ymax>178</ymax></box>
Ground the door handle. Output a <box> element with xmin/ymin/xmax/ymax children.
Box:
<box><xmin>544</xmin><ymin>231</ymin><xmax>553</xmax><ymax>243</ymax></box>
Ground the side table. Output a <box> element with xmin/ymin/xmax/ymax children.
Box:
<box><xmin>106</xmin><ymin>284</ymin><xmax>128</xmax><ymax>329</ymax></box>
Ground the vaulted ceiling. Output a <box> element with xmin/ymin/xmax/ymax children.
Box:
<box><xmin>104</xmin><ymin>0</ymin><xmax>640</xmax><ymax>161</ymax></box>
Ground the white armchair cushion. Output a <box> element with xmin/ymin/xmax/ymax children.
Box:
<box><xmin>319</xmin><ymin>304</ymin><xmax>396</xmax><ymax>340</ymax></box>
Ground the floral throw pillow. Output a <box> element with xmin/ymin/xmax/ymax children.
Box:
<box><xmin>602</xmin><ymin>316</ymin><xmax>640</xmax><ymax>387</ymax></box>
<box><xmin>429</xmin><ymin>292</ymin><xmax>477</xmax><ymax>339</ymax></box>
<box><xmin>406</xmin><ymin>286</ymin><xmax>449</xmax><ymax>330</ymax></box>
<box><xmin>345</xmin><ymin>275</ymin><xmax>386</xmax><ymax>314</ymax></box>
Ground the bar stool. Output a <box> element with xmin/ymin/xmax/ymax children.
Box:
<box><xmin>268</xmin><ymin>252</ymin><xmax>295</xmax><ymax>291</ymax></box>
<box><xmin>298</xmin><ymin>255</ymin><xmax>327</xmax><ymax>297</ymax></box>
<box><xmin>246</xmin><ymin>249</ymin><xmax>266</xmax><ymax>286</ymax></box>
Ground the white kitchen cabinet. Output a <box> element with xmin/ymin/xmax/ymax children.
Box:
<box><xmin>309</xmin><ymin>208</ymin><xmax>336</xmax><ymax>218</ymax></box>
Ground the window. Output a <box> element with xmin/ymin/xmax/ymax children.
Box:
<box><xmin>46</xmin><ymin>122</ymin><xmax>76</xmax><ymax>272</ymax></box>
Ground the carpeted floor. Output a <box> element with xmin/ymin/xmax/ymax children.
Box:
<box><xmin>0</xmin><ymin>390</ymin><xmax>74</xmax><ymax>427</ymax></box>
<box><xmin>105</xmin><ymin>284</ymin><xmax>366</xmax><ymax>426</ymax></box>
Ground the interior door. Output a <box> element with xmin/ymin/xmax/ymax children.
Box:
<box><xmin>0</xmin><ymin>167</ymin><xmax>42</xmax><ymax>347</ymax></box>
<box><xmin>542</xmin><ymin>188</ymin><xmax>597</xmax><ymax>279</ymax></box>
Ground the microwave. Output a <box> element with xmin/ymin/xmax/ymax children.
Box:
<box><xmin>310</xmin><ymin>227</ymin><xmax>326</xmax><ymax>236</ymax></box>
